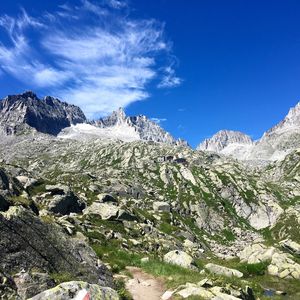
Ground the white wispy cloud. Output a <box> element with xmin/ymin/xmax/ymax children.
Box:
<box><xmin>0</xmin><ymin>0</ymin><xmax>181</xmax><ymax>118</ymax></box>
<box><xmin>150</xmin><ymin>117</ymin><xmax>167</xmax><ymax>124</ymax></box>
<box><xmin>158</xmin><ymin>66</ymin><xmax>182</xmax><ymax>88</ymax></box>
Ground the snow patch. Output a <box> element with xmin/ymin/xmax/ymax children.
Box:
<box><xmin>58</xmin><ymin>123</ymin><xmax>140</xmax><ymax>142</ymax></box>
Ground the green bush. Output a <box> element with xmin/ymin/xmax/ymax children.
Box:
<box><xmin>237</xmin><ymin>261</ymin><xmax>270</xmax><ymax>277</ymax></box>
<box><xmin>92</xmin><ymin>243</ymin><xmax>142</xmax><ymax>273</ymax></box>
<box><xmin>114</xmin><ymin>278</ymin><xmax>133</xmax><ymax>300</ymax></box>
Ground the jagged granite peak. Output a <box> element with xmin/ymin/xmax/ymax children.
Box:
<box><xmin>92</xmin><ymin>108</ymin><xmax>188</xmax><ymax>146</ymax></box>
<box><xmin>93</xmin><ymin>107</ymin><xmax>127</xmax><ymax>127</ymax></box>
<box><xmin>197</xmin><ymin>101</ymin><xmax>300</xmax><ymax>162</ymax></box>
<box><xmin>248</xmin><ymin>101</ymin><xmax>300</xmax><ymax>161</ymax></box>
<box><xmin>197</xmin><ymin>130</ymin><xmax>253</xmax><ymax>152</ymax></box>
<box><xmin>263</xmin><ymin>101</ymin><xmax>300</xmax><ymax>138</ymax></box>
<box><xmin>0</xmin><ymin>91</ymin><xmax>86</xmax><ymax>135</ymax></box>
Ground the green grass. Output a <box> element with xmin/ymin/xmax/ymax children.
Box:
<box><xmin>92</xmin><ymin>243</ymin><xmax>142</xmax><ymax>273</ymax></box>
<box><xmin>237</xmin><ymin>261</ymin><xmax>270</xmax><ymax>277</ymax></box>
<box><xmin>140</xmin><ymin>259</ymin><xmax>205</xmax><ymax>289</ymax></box>
<box><xmin>159</xmin><ymin>222</ymin><xmax>178</xmax><ymax>235</ymax></box>
<box><xmin>114</xmin><ymin>278</ymin><xmax>133</xmax><ymax>300</ymax></box>
<box><xmin>50</xmin><ymin>272</ymin><xmax>75</xmax><ymax>284</ymax></box>
<box><xmin>221</xmin><ymin>229</ymin><xmax>236</xmax><ymax>242</ymax></box>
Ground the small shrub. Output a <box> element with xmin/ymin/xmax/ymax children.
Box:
<box><xmin>237</xmin><ymin>261</ymin><xmax>270</xmax><ymax>277</ymax></box>
<box><xmin>114</xmin><ymin>278</ymin><xmax>133</xmax><ymax>300</ymax></box>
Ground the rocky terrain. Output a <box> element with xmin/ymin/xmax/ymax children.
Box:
<box><xmin>0</xmin><ymin>92</ymin><xmax>300</xmax><ymax>299</ymax></box>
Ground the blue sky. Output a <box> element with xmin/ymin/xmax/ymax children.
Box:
<box><xmin>0</xmin><ymin>1</ymin><xmax>300</xmax><ymax>147</ymax></box>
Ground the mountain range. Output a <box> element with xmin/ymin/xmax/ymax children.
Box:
<box><xmin>0</xmin><ymin>91</ymin><xmax>186</xmax><ymax>146</ymax></box>
<box><xmin>198</xmin><ymin>102</ymin><xmax>300</xmax><ymax>161</ymax></box>
<box><xmin>1</xmin><ymin>91</ymin><xmax>300</xmax><ymax>163</ymax></box>
<box><xmin>0</xmin><ymin>91</ymin><xmax>300</xmax><ymax>299</ymax></box>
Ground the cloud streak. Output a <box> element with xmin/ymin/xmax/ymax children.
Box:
<box><xmin>0</xmin><ymin>0</ymin><xmax>181</xmax><ymax>118</ymax></box>
<box><xmin>150</xmin><ymin>117</ymin><xmax>167</xmax><ymax>124</ymax></box>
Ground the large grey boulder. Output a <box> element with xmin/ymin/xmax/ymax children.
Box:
<box><xmin>97</xmin><ymin>193</ymin><xmax>118</xmax><ymax>203</ymax></box>
<box><xmin>0</xmin><ymin>206</ymin><xmax>114</xmax><ymax>299</ymax></box>
<box><xmin>268</xmin><ymin>252</ymin><xmax>300</xmax><ymax>279</ymax></box>
<box><xmin>39</xmin><ymin>185</ymin><xmax>86</xmax><ymax>215</ymax></box>
<box><xmin>164</xmin><ymin>250</ymin><xmax>194</xmax><ymax>269</ymax></box>
<box><xmin>280</xmin><ymin>239</ymin><xmax>300</xmax><ymax>256</ymax></box>
<box><xmin>153</xmin><ymin>201</ymin><xmax>170</xmax><ymax>212</ymax></box>
<box><xmin>205</xmin><ymin>263</ymin><xmax>243</xmax><ymax>278</ymax></box>
<box><xmin>177</xmin><ymin>285</ymin><xmax>214</xmax><ymax>299</ymax></box>
<box><xmin>47</xmin><ymin>194</ymin><xmax>85</xmax><ymax>215</ymax></box>
<box><xmin>84</xmin><ymin>203</ymin><xmax>119</xmax><ymax>220</ymax></box>
<box><xmin>13</xmin><ymin>271</ymin><xmax>54</xmax><ymax>300</ymax></box>
<box><xmin>84</xmin><ymin>202</ymin><xmax>137</xmax><ymax>221</ymax></box>
<box><xmin>29</xmin><ymin>281</ymin><xmax>119</xmax><ymax>300</ymax></box>
<box><xmin>239</xmin><ymin>243</ymin><xmax>275</xmax><ymax>264</ymax></box>
<box><xmin>0</xmin><ymin>194</ymin><xmax>10</xmax><ymax>211</ymax></box>
<box><xmin>16</xmin><ymin>175</ymin><xmax>38</xmax><ymax>189</ymax></box>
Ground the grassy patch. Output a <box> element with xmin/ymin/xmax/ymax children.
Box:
<box><xmin>221</xmin><ymin>229</ymin><xmax>236</xmax><ymax>242</ymax></box>
<box><xmin>50</xmin><ymin>272</ymin><xmax>75</xmax><ymax>284</ymax></box>
<box><xmin>159</xmin><ymin>222</ymin><xmax>178</xmax><ymax>235</ymax></box>
<box><xmin>237</xmin><ymin>261</ymin><xmax>270</xmax><ymax>277</ymax></box>
<box><xmin>140</xmin><ymin>259</ymin><xmax>205</xmax><ymax>289</ymax></box>
<box><xmin>114</xmin><ymin>278</ymin><xmax>133</xmax><ymax>300</ymax></box>
<box><xmin>92</xmin><ymin>243</ymin><xmax>142</xmax><ymax>273</ymax></box>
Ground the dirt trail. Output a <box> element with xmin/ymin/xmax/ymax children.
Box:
<box><xmin>125</xmin><ymin>266</ymin><xmax>168</xmax><ymax>300</ymax></box>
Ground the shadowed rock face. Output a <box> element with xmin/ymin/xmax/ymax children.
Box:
<box><xmin>0</xmin><ymin>206</ymin><xmax>114</xmax><ymax>298</ymax></box>
<box><xmin>0</xmin><ymin>91</ymin><xmax>86</xmax><ymax>135</ymax></box>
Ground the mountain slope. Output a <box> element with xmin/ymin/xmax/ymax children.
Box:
<box><xmin>92</xmin><ymin>107</ymin><xmax>187</xmax><ymax>145</ymax></box>
<box><xmin>198</xmin><ymin>102</ymin><xmax>300</xmax><ymax>162</ymax></box>
<box><xmin>197</xmin><ymin>130</ymin><xmax>254</xmax><ymax>158</ymax></box>
<box><xmin>0</xmin><ymin>91</ymin><xmax>86</xmax><ymax>135</ymax></box>
<box><xmin>0</xmin><ymin>92</ymin><xmax>186</xmax><ymax>146</ymax></box>
<box><xmin>0</xmin><ymin>93</ymin><xmax>300</xmax><ymax>298</ymax></box>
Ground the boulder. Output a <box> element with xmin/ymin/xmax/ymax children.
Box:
<box><xmin>177</xmin><ymin>285</ymin><xmax>213</xmax><ymax>299</ymax></box>
<box><xmin>28</xmin><ymin>281</ymin><xmax>119</xmax><ymax>300</ymax></box>
<box><xmin>268</xmin><ymin>252</ymin><xmax>300</xmax><ymax>279</ymax></box>
<box><xmin>153</xmin><ymin>201</ymin><xmax>170</xmax><ymax>212</ymax></box>
<box><xmin>16</xmin><ymin>176</ymin><xmax>38</xmax><ymax>189</ymax></box>
<box><xmin>164</xmin><ymin>250</ymin><xmax>194</xmax><ymax>269</ymax></box>
<box><xmin>45</xmin><ymin>184</ymin><xmax>70</xmax><ymax>195</ymax></box>
<box><xmin>0</xmin><ymin>206</ymin><xmax>114</xmax><ymax>298</ymax></box>
<box><xmin>280</xmin><ymin>239</ymin><xmax>300</xmax><ymax>256</ymax></box>
<box><xmin>47</xmin><ymin>193</ymin><xmax>85</xmax><ymax>215</ymax></box>
<box><xmin>0</xmin><ymin>168</ymin><xmax>10</xmax><ymax>190</ymax></box>
<box><xmin>238</xmin><ymin>243</ymin><xmax>275</xmax><ymax>264</ymax></box>
<box><xmin>13</xmin><ymin>271</ymin><xmax>54</xmax><ymax>300</ymax></box>
<box><xmin>97</xmin><ymin>193</ymin><xmax>118</xmax><ymax>203</ymax></box>
<box><xmin>0</xmin><ymin>195</ymin><xmax>10</xmax><ymax>212</ymax></box>
<box><xmin>212</xmin><ymin>293</ymin><xmax>241</xmax><ymax>300</ymax></box>
<box><xmin>84</xmin><ymin>202</ymin><xmax>137</xmax><ymax>221</ymax></box>
<box><xmin>38</xmin><ymin>185</ymin><xmax>85</xmax><ymax>215</ymax></box>
<box><xmin>205</xmin><ymin>263</ymin><xmax>243</xmax><ymax>278</ymax></box>
<box><xmin>84</xmin><ymin>203</ymin><xmax>119</xmax><ymax>220</ymax></box>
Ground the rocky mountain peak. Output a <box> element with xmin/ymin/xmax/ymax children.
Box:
<box><xmin>263</xmin><ymin>101</ymin><xmax>300</xmax><ymax>138</ymax></box>
<box><xmin>92</xmin><ymin>108</ymin><xmax>188</xmax><ymax>146</ymax></box>
<box><xmin>197</xmin><ymin>130</ymin><xmax>253</xmax><ymax>152</ymax></box>
<box><xmin>0</xmin><ymin>92</ymin><xmax>86</xmax><ymax>135</ymax></box>
<box><xmin>110</xmin><ymin>107</ymin><xmax>127</xmax><ymax>124</ymax></box>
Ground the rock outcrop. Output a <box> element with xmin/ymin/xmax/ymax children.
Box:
<box><xmin>205</xmin><ymin>263</ymin><xmax>243</xmax><ymax>278</ymax></box>
<box><xmin>0</xmin><ymin>91</ymin><xmax>86</xmax><ymax>135</ymax></box>
<box><xmin>0</xmin><ymin>206</ymin><xmax>114</xmax><ymax>298</ymax></box>
<box><xmin>29</xmin><ymin>281</ymin><xmax>119</xmax><ymax>300</ymax></box>
<box><xmin>164</xmin><ymin>250</ymin><xmax>195</xmax><ymax>269</ymax></box>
